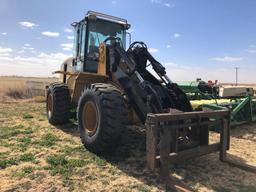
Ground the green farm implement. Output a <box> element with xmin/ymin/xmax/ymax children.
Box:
<box><xmin>197</xmin><ymin>97</ymin><xmax>256</xmax><ymax>127</ymax></box>
<box><xmin>178</xmin><ymin>80</ymin><xmax>218</xmax><ymax>100</ymax></box>
<box><xmin>178</xmin><ymin>79</ymin><xmax>256</xmax><ymax>127</ymax></box>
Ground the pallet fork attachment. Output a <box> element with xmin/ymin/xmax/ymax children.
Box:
<box><xmin>146</xmin><ymin>110</ymin><xmax>256</xmax><ymax>192</ymax></box>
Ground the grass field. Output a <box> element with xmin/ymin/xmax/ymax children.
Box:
<box><xmin>0</xmin><ymin>77</ymin><xmax>256</xmax><ymax>191</ymax></box>
<box><xmin>0</xmin><ymin>100</ymin><xmax>256</xmax><ymax>192</ymax></box>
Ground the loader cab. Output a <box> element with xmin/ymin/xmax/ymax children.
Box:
<box><xmin>72</xmin><ymin>11</ymin><xmax>130</xmax><ymax>74</ymax></box>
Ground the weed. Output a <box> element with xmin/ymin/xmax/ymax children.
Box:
<box><xmin>23</xmin><ymin>113</ymin><xmax>33</xmax><ymax>119</ymax></box>
<box><xmin>46</xmin><ymin>154</ymin><xmax>86</xmax><ymax>178</ymax></box>
<box><xmin>60</xmin><ymin>147</ymin><xmax>105</xmax><ymax>167</ymax></box>
<box><xmin>22</xmin><ymin>166</ymin><xmax>34</xmax><ymax>174</ymax></box>
<box><xmin>73</xmin><ymin>146</ymin><xmax>86</xmax><ymax>153</ymax></box>
<box><xmin>23</xmin><ymin>128</ymin><xmax>33</xmax><ymax>134</ymax></box>
<box><xmin>38</xmin><ymin>133</ymin><xmax>57</xmax><ymax>147</ymax></box>
<box><xmin>46</xmin><ymin>155</ymin><xmax>70</xmax><ymax>178</ymax></box>
<box><xmin>20</xmin><ymin>153</ymin><xmax>35</xmax><ymax>162</ymax></box>
<box><xmin>47</xmin><ymin>155</ymin><xmax>68</xmax><ymax>166</ymax></box>
<box><xmin>12</xmin><ymin>166</ymin><xmax>35</xmax><ymax>178</ymax></box>
<box><xmin>0</xmin><ymin>124</ymin><xmax>29</xmax><ymax>139</ymax></box>
<box><xmin>17</xmin><ymin>137</ymin><xmax>32</xmax><ymax>151</ymax></box>
<box><xmin>92</xmin><ymin>155</ymin><xmax>107</xmax><ymax>167</ymax></box>
<box><xmin>61</xmin><ymin>145</ymin><xmax>85</xmax><ymax>155</ymax></box>
<box><xmin>0</xmin><ymin>158</ymin><xmax>18</xmax><ymax>169</ymax></box>
<box><xmin>67</xmin><ymin>159</ymin><xmax>86</xmax><ymax>167</ymax></box>
<box><xmin>14</xmin><ymin>124</ymin><xmax>25</xmax><ymax>129</ymax></box>
<box><xmin>0</xmin><ymin>151</ymin><xmax>9</xmax><ymax>158</ymax></box>
<box><xmin>0</xmin><ymin>129</ymin><xmax>20</xmax><ymax>139</ymax></box>
<box><xmin>18</xmin><ymin>137</ymin><xmax>32</xmax><ymax>144</ymax></box>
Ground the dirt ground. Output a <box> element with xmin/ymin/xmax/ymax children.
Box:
<box><xmin>0</xmin><ymin>100</ymin><xmax>255</xmax><ymax>192</ymax></box>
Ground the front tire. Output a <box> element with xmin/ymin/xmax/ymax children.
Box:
<box><xmin>77</xmin><ymin>83</ymin><xmax>127</xmax><ymax>154</ymax></box>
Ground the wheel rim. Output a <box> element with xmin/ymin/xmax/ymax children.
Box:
<box><xmin>47</xmin><ymin>93</ymin><xmax>53</xmax><ymax>117</ymax></box>
<box><xmin>83</xmin><ymin>101</ymin><xmax>98</xmax><ymax>136</ymax></box>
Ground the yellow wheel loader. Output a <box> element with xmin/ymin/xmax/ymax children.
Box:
<box><xmin>46</xmin><ymin>11</ymin><xmax>255</xmax><ymax>190</ymax></box>
<box><xmin>46</xmin><ymin>11</ymin><xmax>196</xmax><ymax>153</ymax></box>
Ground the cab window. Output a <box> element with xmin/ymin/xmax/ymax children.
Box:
<box><xmin>84</xmin><ymin>19</ymin><xmax>125</xmax><ymax>73</ymax></box>
<box><xmin>73</xmin><ymin>23</ymin><xmax>86</xmax><ymax>71</ymax></box>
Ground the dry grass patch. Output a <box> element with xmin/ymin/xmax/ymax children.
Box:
<box><xmin>0</xmin><ymin>76</ymin><xmax>57</xmax><ymax>100</ymax></box>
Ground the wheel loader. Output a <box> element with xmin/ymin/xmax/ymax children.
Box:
<box><xmin>46</xmin><ymin>11</ymin><xmax>255</xmax><ymax>190</ymax></box>
<box><xmin>46</xmin><ymin>10</ymin><xmax>199</xmax><ymax>152</ymax></box>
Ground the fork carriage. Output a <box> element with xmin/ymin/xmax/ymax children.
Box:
<box><xmin>146</xmin><ymin>110</ymin><xmax>256</xmax><ymax>191</ymax></box>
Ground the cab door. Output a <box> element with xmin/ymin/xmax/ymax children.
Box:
<box><xmin>84</xmin><ymin>20</ymin><xmax>100</xmax><ymax>73</ymax></box>
<box><xmin>73</xmin><ymin>23</ymin><xmax>86</xmax><ymax>71</ymax></box>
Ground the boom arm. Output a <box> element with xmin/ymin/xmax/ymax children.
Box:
<box><xmin>108</xmin><ymin>41</ymin><xmax>191</xmax><ymax>123</ymax></box>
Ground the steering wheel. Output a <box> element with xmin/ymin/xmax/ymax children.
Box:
<box><xmin>128</xmin><ymin>41</ymin><xmax>147</xmax><ymax>52</ymax></box>
<box><xmin>104</xmin><ymin>36</ymin><xmax>122</xmax><ymax>44</ymax></box>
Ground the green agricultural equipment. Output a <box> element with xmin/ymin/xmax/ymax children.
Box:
<box><xmin>178</xmin><ymin>79</ymin><xmax>218</xmax><ymax>100</ymax></box>
<box><xmin>192</xmin><ymin>96</ymin><xmax>256</xmax><ymax>127</ymax></box>
<box><xmin>178</xmin><ymin>79</ymin><xmax>256</xmax><ymax>128</ymax></box>
<box><xmin>178</xmin><ymin>79</ymin><xmax>254</xmax><ymax>101</ymax></box>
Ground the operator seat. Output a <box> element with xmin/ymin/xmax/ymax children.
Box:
<box><xmin>85</xmin><ymin>35</ymin><xmax>99</xmax><ymax>73</ymax></box>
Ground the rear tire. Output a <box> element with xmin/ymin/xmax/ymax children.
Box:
<box><xmin>46</xmin><ymin>83</ymin><xmax>71</xmax><ymax>125</ymax></box>
<box><xmin>77</xmin><ymin>83</ymin><xmax>127</xmax><ymax>154</ymax></box>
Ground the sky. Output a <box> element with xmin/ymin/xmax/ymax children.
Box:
<box><xmin>0</xmin><ymin>0</ymin><xmax>256</xmax><ymax>83</ymax></box>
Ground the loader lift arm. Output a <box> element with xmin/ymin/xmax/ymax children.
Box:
<box><xmin>107</xmin><ymin>39</ymin><xmax>192</xmax><ymax>123</ymax></box>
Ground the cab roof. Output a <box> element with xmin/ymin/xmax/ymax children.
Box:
<box><xmin>72</xmin><ymin>11</ymin><xmax>130</xmax><ymax>29</ymax></box>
